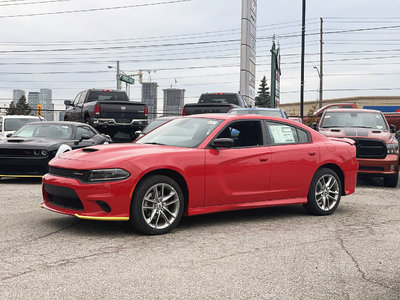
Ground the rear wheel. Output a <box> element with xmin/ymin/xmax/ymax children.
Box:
<box><xmin>130</xmin><ymin>175</ymin><xmax>184</xmax><ymax>235</ymax></box>
<box><xmin>304</xmin><ymin>168</ymin><xmax>341</xmax><ymax>215</ymax></box>
<box><xmin>383</xmin><ymin>171</ymin><xmax>398</xmax><ymax>187</ymax></box>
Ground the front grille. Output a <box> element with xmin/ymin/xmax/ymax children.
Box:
<box><xmin>0</xmin><ymin>164</ymin><xmax>47</xmax><ymax>175</ymax></box>
<box><xmin>44</xmin><ymin>183</ymin><xmax>84</xmax><ymax>210</ymax></box>
<box><xmin>352</xmin><ymin>138</ymin><xmax>387</xmax><ymax>159</ymax></box>
<box><xmin>0</xmin><ymin>149</ymin><xmax>37</xmax><ymax>157</ymax></box>
<box><xmin>359</xmin><ymin>166</ymin><xmax>385</xmax><ymax>171</ymax></box>
<box><xmin>48</xmin><ymin>166</ymin><xmax>88</xmax><ymax>181</ymax></box>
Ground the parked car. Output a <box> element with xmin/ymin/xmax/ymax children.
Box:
<box><xmin>0</xmin><ymin>121</ymin><xmax>111</xmax><ymax>178</ymax></box>
<box><xmin>42</xmin><ymin>114</ymin><xmax>357</xmax><ymax>235</ymax></box>
<box><xmin>64</xmin><ymin>89</ymin><xmax>148</xmax><ymax>138</ymax></box>
<box><xmin>0</xmin><ymin>115</ymin><xmax>45</xmax><ymax>139</ymax></box>
<box><xmin>316</xmin><ymin>109</ymin><xmax>399</xmax><ymax>187</ymax></box>
<box><xmin>134</xmin><ymin>116</ymin><xmax>176</xmax><ymax>140</ymax></box>
<box><xmin>182</xmin><ymin>92</ymin><xmax>249</xmax><ymax>116</ymax></box>
<box><xmin>289</xmin><ymin>117</ymin><xmax>304</xmax><ymax>124</ymax></box>
<box><xmin>229</xmin><ymin>107</ymin><xmax>287</xmax><ymax>118</ymax></box>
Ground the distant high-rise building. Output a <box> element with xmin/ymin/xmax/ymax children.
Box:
<box><xmin>28</xmin><ymin>92</ymin><xmax>40</xmax><ymax>116</ymax></box>
<box><xmin>40</xmin><ymin>88</ymin><xmax>53</xmax><ymax>121</ymax></box>
<box><xmin>13</xmin><ymin>89</ymin><xmax>25</xmax><ymax>104</ymax></box>
<box><xmin>142</xmin><ymin>82</ymin><xmax>158</xmax><ymax>119</ymax></box>
<box><xmin>163</xmin><ymin>88</ymin><xmax>185</xmax><ymax>116</ymax></box>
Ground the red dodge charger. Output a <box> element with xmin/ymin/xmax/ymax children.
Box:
<box><xmin>41</xmin><ymin>114</ymin><xmax>358</xmax><ymax>235</ymax></box>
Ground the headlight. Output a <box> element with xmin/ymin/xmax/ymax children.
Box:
<box><xmin>41</xmin><ymin>149</ymin><xmax>48</xmax><ymax>156</ymax></box>
<box><xmin>387</xmin><ymin>143</ymin><xmax>399</xmax><ymax>155</ymax></box>
<box><xmin>87</xmin><ymin>168</ymin><xmax>130</xmax><ymax>182</ymax></box>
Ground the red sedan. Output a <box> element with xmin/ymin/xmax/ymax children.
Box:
<box><xmin>41</xmin><ymin>114</ymin><xmax>358</xmax><ymax>235</ymax></box>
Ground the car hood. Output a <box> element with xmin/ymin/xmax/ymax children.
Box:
<box><xmin>54</xmin><ymin>143</ymin><xmax>194</xmax><ymax>165</ymax></box>
<box><xmin>0</xmin><ymin>137</ymin><xmax>66</xmax><ymax>149</ymax></box>
<box><xmin>319</xmin><ymin>127</ymin><xmax>393</xmax><ymax>141</ymax></box>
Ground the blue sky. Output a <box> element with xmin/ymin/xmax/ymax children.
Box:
<box><xmin>0</xmin><ymin>0</ymin><xmax>400</xmax><ymax>108</ymax></box>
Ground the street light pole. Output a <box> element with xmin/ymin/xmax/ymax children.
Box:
<box><xmin>313</xmin><ymin>66</ymin><xmax>322</xmax><ymax>108</ymax></box>
<box><xmin>116</xmin><ymin>61</ymin><xmax>121</xmax><ymax>90</ymax></box>
<box><xmin>300</xmin><ymin>0</ymin><xmax>306</xmax><ymax>120</ymax></box>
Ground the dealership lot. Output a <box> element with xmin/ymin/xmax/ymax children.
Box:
<box><xmin>0</xmin><ymin>177</ymin><xmax>399</xmax><ymax>299</ymax></box>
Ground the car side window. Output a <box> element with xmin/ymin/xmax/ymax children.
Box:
<box><xmin>73</xmin><ymin>92</ymin><xmax>81</xmax><ymax>106</ymax></box>
<box><xmin>77</xmin><ymin>91</ymin><xmax>86</xmax><ymax>105</ymax></box>
<box><xmin>76</xmin><ymin>126</ymin><xmax>95</xmax><ymax>140</ymax></box>
<box><xmin>266</xmin><ymin>121</ymin><xmax>310</xmax><ymax>145</ymax></box>
<box><xmin>215</xmin><ymin>120</ymin><xmax>263</xmax><ymax>148</ymax></box>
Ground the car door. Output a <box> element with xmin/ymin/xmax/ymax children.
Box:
<box><xmin>264</xmin><ymin>120</ymin><xmax>319</xmax><ymax>200</ymax></box>
<box><xmin>66</xmin><ymin>92</ymin><xmax>82</xmax><ymax>122</ymax></box>
<box><xmin>205</xmin><ymin>120</ymin><xmax>271</xmax><ymax>206</ymax></box>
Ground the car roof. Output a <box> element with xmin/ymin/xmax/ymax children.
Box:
<box><xmin>323</xmin><ymin>108</ymin><xmax>381</xmax><ymax>113</ymax></box>
<box><xmin>187</xmin><ymin>113</ymin><xmax>300</xmax><ymax>124</ymax></box>
<box><xmin>1</xmin><ymin>115</ymin><xmax>42</xmax><ymax>119</ymax></box>
<box><xmin>231</xmin><ymin>107</ymin><xmax>282</xmax><ymax>111</ymax></box>
<box><xmin>27</xmin><ymin>121</ymin><xmax>90</xmax><ymax>126</ymax></box>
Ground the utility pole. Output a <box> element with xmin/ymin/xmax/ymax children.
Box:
<box><xmin>319</xmin><ymin>17</ymin><xmax>323</xmax><ymax>108</ymax></box>
<box><xmin>300</xmin><ymin>0</ymin><xmax>306</xmax><ymax>119</ymax></box>
<box><xmin>116</xmin><ymin>61</ymin><xmax>121</xmax><ymax>90</ymax></box>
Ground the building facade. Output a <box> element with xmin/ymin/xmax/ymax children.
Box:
<box><xmin>13</xmin><ymin>89</ymin><xmax>25</xmax><ymax>104</ymax></box>
<box><xmin>163</xmin><ymin>88</ymin><xmax>185</xmax><ymax>116</ymax></box>
<box><xmin>141</xmin><ymin>82</ymin><xmax>158</xmax><ymax>119</ymax></box>
<box><xmin>40</xmin><ymin>89</ymin><xmax>53</xmax><ymax>121</ymax></box>
<box><xmin>28</xmin><ymin>92</ymin><xmax>40</xmax><ymax>116</ymax></box>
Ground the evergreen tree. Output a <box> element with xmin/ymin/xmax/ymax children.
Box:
<box><xmin>7</xmin><ymin>95</ymin><xmax>31</xmax><ymax>115</ymax></box>
<box><xmin>255</xmin><ymin>76</ymin><xmax>270</xmax><ymax>107</ymax></box>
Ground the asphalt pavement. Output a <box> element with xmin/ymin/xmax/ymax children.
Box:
<box><xmin>0</xmin><ymin>176</ymin><xmax>399</xmax><ymax>299</ymax></box>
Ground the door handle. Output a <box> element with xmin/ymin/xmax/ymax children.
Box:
<box><xmin>259</xmin><ymin>157</ymin><xmax>269</xmax><ymax>162</ymax></box>
<box><xmin>308</xmin><ymin>151</ymin><xmax>316</xmax><ymax>156</ymax></box>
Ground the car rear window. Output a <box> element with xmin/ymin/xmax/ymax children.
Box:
<box><xmin>87</xmin><ymin>91</ymin><xmax>128</xmax><ymax>102</ymax></box>
<box><xmin>198</xmin><ymin>94</ymin><xmax>238</xmax><ymax>105</ymax></box>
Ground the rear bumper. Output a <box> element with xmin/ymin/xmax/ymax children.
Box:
<box><xmin>357</xmin><ymin>154</ymin><xmax>399</xmax><ymax>175</ymax></box>
<box><xmin>93</xmin><ymin>118</ymin><xmax>147</xmax><ymax>128</ymax></box>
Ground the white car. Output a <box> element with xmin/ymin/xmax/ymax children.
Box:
<box><xmin>0</xmin><ymin>115</ymin><xmax>46</xmax><ymax>139</ymax></box>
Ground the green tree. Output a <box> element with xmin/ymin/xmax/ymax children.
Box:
<box><xmin>7</xmin><ymin>95</ymin><xmax>31</xmax><ymax>115</ymax></box>
<box><xmin>255</xmin><ymin>76</ymin><xmax>270</xmax><ymax>107</ymax></box>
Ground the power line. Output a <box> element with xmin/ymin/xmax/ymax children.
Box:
<box><xmin>0</xmin><ymin>0</ymin><xmax>71</xmax><ymax>7</ymax></box>
<box><xmin>0</xmin><ymin>0</ymin><xmax>191</xmax><ymax>19</ymax></box>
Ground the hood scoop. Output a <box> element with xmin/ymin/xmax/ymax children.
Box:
<box><xmin>372</xmin><ymin>130</ymin><xmax>382</xmax><ymax>134</ymax></box>
<box><xmin>7</xmin><ymin>139</ymin><xmax>24</xmax><ymax>143</ymax></box>
<box><xmin>81</xmin><ymin>148</ymin><xmax>99</xmax><ymax>153</ymax></box>
<box><xmin>330</xmin><ymin>129</ymin><xmax>341</xmax><ymax>132</ymax></box>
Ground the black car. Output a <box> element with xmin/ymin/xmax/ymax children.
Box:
<box><xmin>0</xmin><ymin>121</ymin><xmax>112</xmax><ymax>178</ymax></box>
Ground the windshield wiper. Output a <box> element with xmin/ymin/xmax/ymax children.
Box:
<box><xmin>144</xmin><ymin>142</ymin><xmax>166</xmax><ymax>145</ymax></box>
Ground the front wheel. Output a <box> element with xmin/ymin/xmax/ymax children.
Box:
<box><xmin>304</xmin><ymin>168</ymin><xmax>342</xmax><ymax>216</ymax></box>
<box><xmin>130</xmin><ymin>175</ymin><xmax>184</xmax><ymax>235</ymax></box>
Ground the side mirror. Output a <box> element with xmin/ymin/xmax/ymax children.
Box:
<box><xmin>6</xmin><ymin>133</ymin><xmax>12</xmax><ymax>138</ymax></box>
<box><xmin>64</xmin><ymin>100</ymin><xmax>73</xmax><ymax>106</ymax></box>
<box><xmin>312</xmin><ymin>122</ymin><xmax>318</xmax><ymax>131</ymax></box>
<box><xmin>212</xmin><ymin>138</ymin><xmax>234</xmax><ymax>148</ymax></box>
<box><xmin>74</xmin><ymin>133</ymin><xmax>90</xmax><ymax>145</ymax></box>
<box><xmin>390</xmin><ymin>124</ymin><xmax>396</xmax><ymax>133</ymax></box>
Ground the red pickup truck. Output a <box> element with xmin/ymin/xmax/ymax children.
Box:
<box><xmin>316</xmin><ymin>108</ymin><xmax>399</xmax><ymax>187</ymax></box>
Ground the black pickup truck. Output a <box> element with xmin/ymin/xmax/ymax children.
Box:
<box><xmin>182</xmin><ymin>92</ymin><xmax>249</xmax><ymax>116</ymax></box>
<box><xmin>64</xmin><ymin>89</ymin><xmax>148</xmax><ymax>138</ymax></box>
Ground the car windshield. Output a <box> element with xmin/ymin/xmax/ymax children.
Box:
<box><xmin>198</xmin><ymin>94</ymin><xmax>238</xmax><ymax>105</ymax></box>
<box><xmin>320</xmin><ymin>111</ymin><xmax>388</xmax><ymax>130</ymax></box>
<box><xmin>4</xmin><ymin>118</ymin><xmax>40</xmax><ymax>131</ymax></box>
<box><xmin>231</xmin><ymin>110</ymin><xmax>283</xmax><ymax>118</ymax></box>
<box><xmin>13</xmin><ymin>124</ymin><xmax>73</xmax><ymax>139</ymax></box>
<box><xmin>142</xmin><ymin>118</ymin><xmax>173</xmax><ymax>134</ymax></box>
<box><xmin>136</xmin><ymin>117</ymin><xmax>223</xmax><ymax>148</ymax></box>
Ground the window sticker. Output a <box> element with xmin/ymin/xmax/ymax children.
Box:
<box><xmin>270</xmin><ymin>125</ymin><xmax>295</xmax><ymax>144</ymax></box>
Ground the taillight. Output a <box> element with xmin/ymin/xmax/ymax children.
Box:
<box><xmin>94</xmin><ymin>104</ymin><xmax>101</xmax><ymax>116</ymax></box>
<box><xmin>182</xmin><ymin>107</ymin><xmax>186</xmax><ymax>116</ymax></box>
<box><xmin>144</xmin><ymin>105</ymin><xmax>148</xmax><ymax>117</ymax></box>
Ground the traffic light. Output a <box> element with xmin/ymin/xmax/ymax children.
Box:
<box><xmin>37</xmin><ymin>104</ymin><xmax>43</xmax><ymax>117</ymax></box>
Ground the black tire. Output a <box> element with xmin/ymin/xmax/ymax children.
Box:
<box><xmin>130</xmin><ymin>175</ymin><xmax>184</xmax><ymax>235</ymax></box>
<box><xmin>383</xmin><ymin>171</ymin><xmax>398</xmax><ymax>188</ymax></box>
<box><xmin>303</xmin><ymin>168</ymin><xmax>342</xmax><ymax>216</ymax></box>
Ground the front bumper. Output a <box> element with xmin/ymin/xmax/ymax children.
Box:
<box><xmin>41</xmin><ymin>173</ymin><xmax>134</xmax><ymax>220</ymax></box>
<box><xmin>357</xmin><ymin>154</ymin><xmax>399</xmax><ymax>175</ymax></box>
<box><xmin>0</xmin><ymin>156</ymin><xmax>51</xmax><ymax>177</ymax></box>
